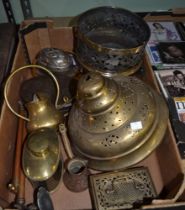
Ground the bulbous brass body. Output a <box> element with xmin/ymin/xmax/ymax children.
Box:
<box><xmin>22</xmin><ymin>127</ymin><xmax>60</xmax><ymax>181</ymax></box>
<box><xmin>68</xmin><ymin>73</ymin><xmax>169</xmax><ymax>171</ymax></box>
<box><xmin>26</xmin><ymin>94</ymin><xmax>63</xmax><ymax>132</ymax></box>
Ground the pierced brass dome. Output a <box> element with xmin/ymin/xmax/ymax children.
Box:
<box><xmin>68</xmin><ymin>73</ymin><xmax>168</xmax><ymax>171</ymax></box>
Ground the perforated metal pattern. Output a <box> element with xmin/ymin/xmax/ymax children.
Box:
<box><xmin>75</xmin><ymin>7</ymin><xmax>150</xmax><ymax>76</ymax></box>
<box><xmin>69</xmin><ymin>76</ymin><xmax>157</xmax><ymax>159</ymax></box>
<box><xmin>68</xmin><ymin>73</ymin><xmax>168</xmax><ymax>170</ymax></box>
<box><xmin>90</xmin><ymin>167</ymin><xmax>156</xmax><ymax>210</ymax></box>
<box><xmin>76</xmin><ymin>38</ymin><xmax>145</xmax><ymax>75</ymax></box>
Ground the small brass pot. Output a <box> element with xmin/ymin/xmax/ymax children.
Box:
<box><xmin>22</xmin><ymin>127</ymin><xmax>63</xmax><ymax>192</ymax></box>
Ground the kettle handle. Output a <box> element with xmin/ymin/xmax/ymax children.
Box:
<box><xmin>4</xmin><ymin>64</ymin><xmax>60</xmax><ymax>121</ymax></box>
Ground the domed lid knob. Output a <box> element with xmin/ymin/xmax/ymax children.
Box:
<box><xmin>27</xmin><ymin>134</ymin><xmax>49</xmax><ymax>158</ymax></box>
<box><xmin>36</xmin><ymin>48</ymin><xmax>73</xmax><ymax>72</ymax></box>
<box><xmin>78</xmin><ymin>73</ymin><xmax>104</xmax><ymax>98</ymax></box>
<box><xmin>23</xmin><ymin>128</ymin><xmax>60</xmax><ymax>181</ymax></box>
<box><xmin>77</xmin><ymin>73</ymin><xmax>118</xmax><ymax>113</ymax></box>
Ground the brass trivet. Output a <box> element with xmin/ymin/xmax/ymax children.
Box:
<box><xmin>89</xmin><ymin>167</ymin><xmax>156</xmax><ymax>210</ymax></box>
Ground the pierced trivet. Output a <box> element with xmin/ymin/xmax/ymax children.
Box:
<box><xmin>89</xmin><ymin>167</ymin><xmax>156</xmax><ymax>210</ymax></box>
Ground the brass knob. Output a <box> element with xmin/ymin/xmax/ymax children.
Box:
<box><xmin>77</xmin><ymin>73</ymin><xmax>118</xmax><ymax>113</ymax></box>
<box><xmin>27</xmin><ymin>135</ymin><xmax>49</xmax><ymax>158</ymax></box>
<box><xmin>23</xmin><ymin>128</ymin><xmax>60</xmax><ymax>181</ymax></box>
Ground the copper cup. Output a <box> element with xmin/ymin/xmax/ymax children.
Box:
<box><xmin>63</xmin><ymin>158</ymin><xmax>89</xmax><ymax>192</ymax></box>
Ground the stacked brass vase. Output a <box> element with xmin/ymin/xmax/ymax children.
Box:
<box><xmin>4</xmin><ymin>65</ymin><xmax>64</xmax><ymax>192</ymax></box>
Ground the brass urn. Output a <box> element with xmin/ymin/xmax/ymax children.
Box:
<box><xmin>68</xmin><ymin>73</ymin><xmax>168</xmax><ymax>171</ymax></box>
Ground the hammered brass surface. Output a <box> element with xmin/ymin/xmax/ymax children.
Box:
<box><xmin>68</xmin><ymin>73</ymin><xmax>169</xmax><ymax>171</ymax></box>
<box><xmin>23</xmin><ymin>128</ymin><xmax>60</xmax><ymax>181</ymax></box>
<box><xmin>26</xmin><ymin>93</ymin><xmax>63</xmax><ymax>132</ymax></box>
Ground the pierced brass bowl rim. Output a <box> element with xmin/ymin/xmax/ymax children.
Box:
<box><xmin>76</xmin><ymin>30</ymin><xmax>146</xmax><ymax>56</ymax></box>
<box><xmin>76</xmin><ymin>6</ymin><xmax>150</xmax><ymax>55</ymax></box>
<box><xmin>76</xmin><ymin>54</ymin><xmax>143</xmax><ymax>77</ymax></box>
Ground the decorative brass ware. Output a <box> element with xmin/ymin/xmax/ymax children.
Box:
<box><xmin>63</xmin><ymin>158</ymin><xmax>89</xmax><ymax>192</ymax></box>
<box><xmin>35</xmin><ymin>48</ymin><xmax>78</xmax><ymax>74</ymax></box>
<box><xmin>22</xmin><ymin>127</ymin><xmax>60</xmax><ymax>182</ymax></box>
<box><xmin>89</xmin><ymin>167</ymin><xmax>156</xmax><ymax>210</ymax></box>
<box><xmin>59</xmin><ymin>124</ymin><xmax>89</xmax><ymax>192</ymax></box>
<box><xmin>25</xmin><ymin>93</ymin><xmax>62</xmax><ymax>132</ymax></box>
<box><xmin>35</xmin><ymin>48</ymin><xmax>80</xmax><ymax>105</ymax></box>
<box><xmin>31</xmin><ymin>160</ymin><xmax>63</xmax><ymax>193</ymax></box>
<box><xmin>68</xmin><ymin>73</ymin><xmax>169</xmax><ymax>171</ymax></box>
<box><xmin>4</xmin><ymin>65</ymin><xmax>63</xmax><ymax>132</ymax></box>
<box><xmin>75</xmin><ymin>6</ymin><xmax>150</xmax><ymax>77</ymax></box>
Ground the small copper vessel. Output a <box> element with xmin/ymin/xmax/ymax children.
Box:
<box><xmin>63</xmin><ymin>158</ymin><xmax>89</xmax><ymax>192</ymax></box>
<box><xmin>59</xmin><ymin>123</ymin><xmax>89</xmax><ymax>192</ymax></box>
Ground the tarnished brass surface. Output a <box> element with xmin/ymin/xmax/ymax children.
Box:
<box><xmin>26</xmin><ymin>93</ymin><xmax>63</xmax><ymax>132</ymax></box>
<box><xmin>75</xmin><ymin>7</ymin><xmax>150</xmax><ymax>76</ymax></box>
<box><xmin>35</xmin><ymin>49</ymin><xmax>80</xmax><ymax>110</ymax></box>
<box><xmin>76</xmin><ymin>55</ymin><xmax>143</xmax><ymax>77</ymax></box>
<box><xmin>35</xmin><ymin>48</ymin><xmax>76</xmax><ymax>73</ymax></box>
<box><xmin>4</xmin><ymin>64</ymin><xmax>61</xmax><ymax>121</ymax></box>
<box><xmin>77</xmin><ymin>29</ymin><xmax>145</xmax><ymax>56</ymax></box>
<box><xmin>22</xmin><ymin>128</ymin><xmax>60</xmax><ymax>181</ymax></box>
<box><xmin>68</xmin><ymin>73</ymin><xmax>169</xmax><ymax>171</ymax></box>
<box><xmin>31</xmin><ymin>160</ymin><xmax>63</xmax><ymax>193</ymax></box>
<box><xmin>90</xmin><ymin>167</ymin><xmax>156</xmax><ymax>210</ymax></box>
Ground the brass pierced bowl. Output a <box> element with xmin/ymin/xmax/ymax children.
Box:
<box><xmin>75</xmin><ymin>7</ymin><xmax>150</xmax><ymax>77</ymax></box>
<box><xmin>68</xmin><ymin>73</ymin><xmax>168</xmax><ymax>171</ymax></box>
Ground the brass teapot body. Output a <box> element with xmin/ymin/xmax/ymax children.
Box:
<box><xmin>4</xmin><ymin>65</ymin><xmax>64</xmax><ymax>192</ymax></box>
<box><xmin>4</xmin><ymin>65</ymin><xmax>63</xmax><ymax>132</ymax></box>
<box><xmin>68</xmin><ymin>73</ymin><xmax>169</xmax><ymax>171</ymax></box>
<box><xmin>26</xmin><ymin>93</ymin><xmax>62</xmax><ymax>132</ymax></box>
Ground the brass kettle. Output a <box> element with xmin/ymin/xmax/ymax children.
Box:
<box><xmin>68</xmin><ymin>72</ymin><xmax>169</xmax><ymax>171</ymax></box>
<box><xmin>4</xmin><ymin>65</ymin><xmax>63</xmax><ymax>132</ymax></box>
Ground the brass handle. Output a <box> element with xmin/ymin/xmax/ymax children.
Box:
<box><xmin>4</xmin><ymin>64</ymin><xmax>60</xmax><ymax>121</ymax></box>
<box><xmin>59</xmin><ymin>123</ymin><xmax>74</xmax><ymax>159</ymax></box>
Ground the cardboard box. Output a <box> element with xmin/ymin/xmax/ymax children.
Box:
<box><xmin>0</xmin><ymin>19</ymin><xmax>185</xmax><ymax>210</ymax></box>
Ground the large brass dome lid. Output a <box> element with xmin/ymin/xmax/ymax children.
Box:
<box><xmin>68</xmin><ymin>73</ymin><xmax>168</xmax><ymax>171</ymax></box>
<box><xmin>22</xmin><ymin>128</ymin><xmax>60</xmax><ymax>181</ymax></box>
